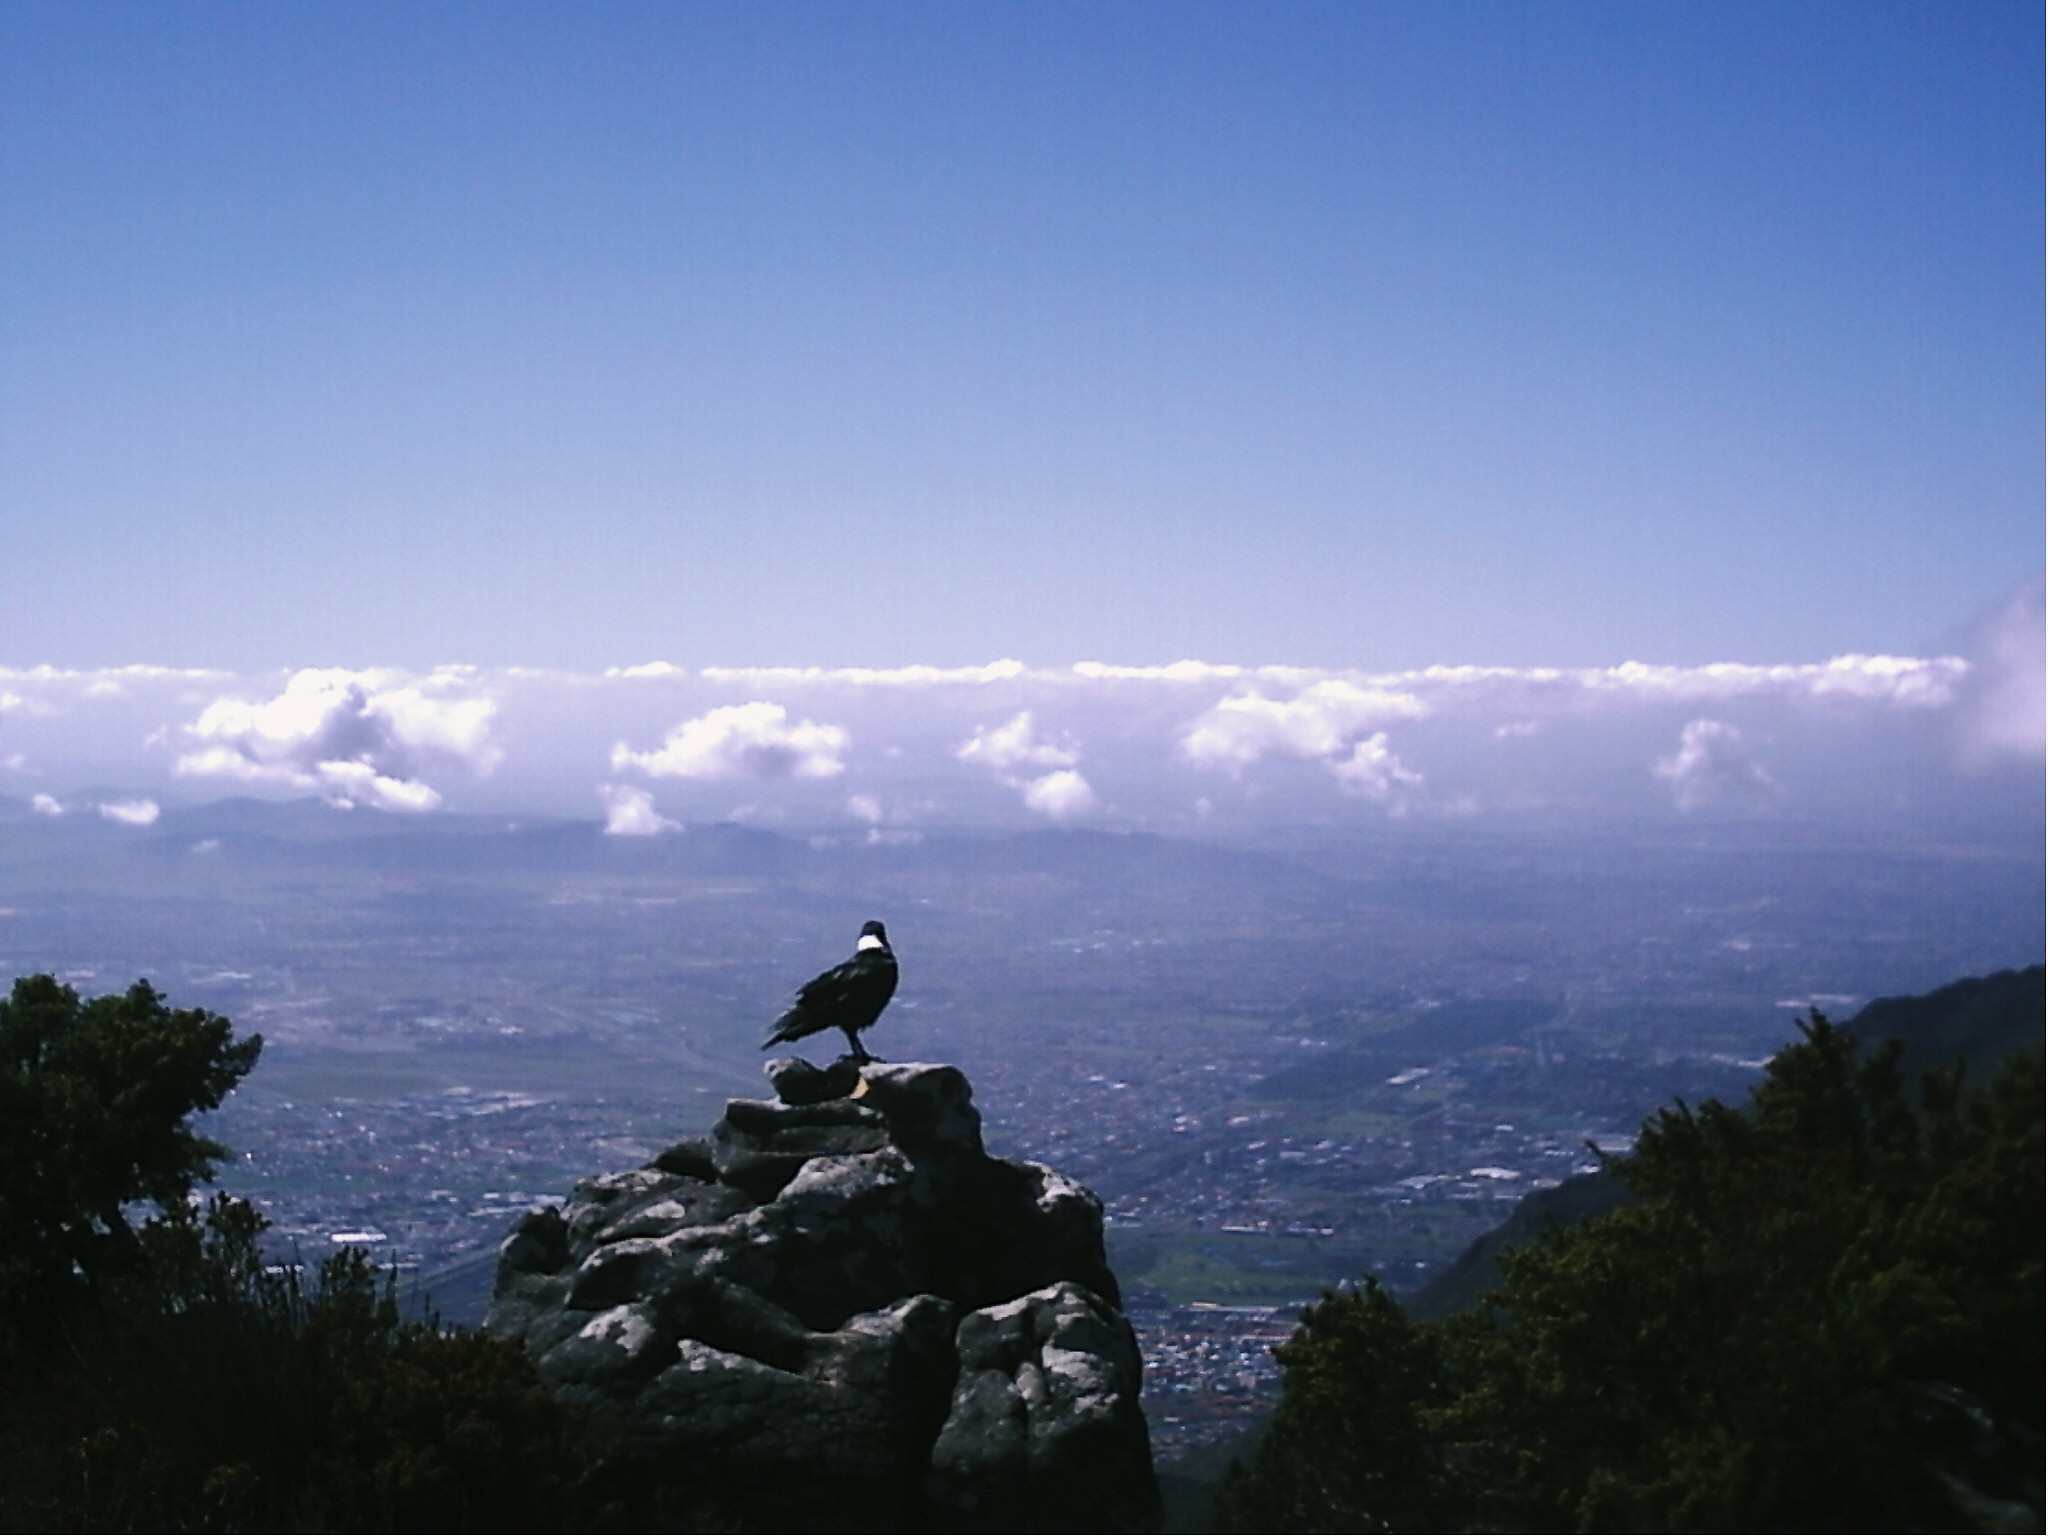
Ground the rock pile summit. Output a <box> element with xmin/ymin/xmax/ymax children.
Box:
<box><xmin>487</xmin><ymin>1058</ymin><xmax>1161</xmax><ymax>1532</ymax></box>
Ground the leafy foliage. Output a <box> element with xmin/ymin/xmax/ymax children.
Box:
<box><xmin>1219</xmin><ymin>1015</ymin><xmax>2045</xmax><ymax>1533</ymax></box>
<box><xmin>0</xmin><ymin>974</ymin><xmax>261</xmax><ymax>1324</ymax></box>
<box><xmin>0</xmin><ymin>1195</ymin><xmax>579</xmax><ymax>1532</ymax></box>
<box><xmin>1212</xmin><ymin>1276</ymin><xmax>1455</xmax><ymax>1533</ymax></box>
<box><xmin>0</xmin><ymin>976</ymin><xmax>588</xmax><ymax>1532</ymax></box>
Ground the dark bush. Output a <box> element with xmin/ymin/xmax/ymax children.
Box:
<box><xmin>1219</xmin><ymin>1017</ymin><xmax>2045</xmax><ymax>1533</ymax></box>
<box><xmin>0</xmin><ymin>1196</ymin><xmax>581</xmax><ymax>1532</ymax></box>
<box><xmin>0</xmin><ymin>976</ymin><xmax>586</xmax><ymax>1532</ymax></box>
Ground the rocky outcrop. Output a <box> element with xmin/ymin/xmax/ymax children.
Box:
<box><xmin>487</xmin><ymin>1061</ymin><xmax>1159</xmax><ymax>1532</ymax></box>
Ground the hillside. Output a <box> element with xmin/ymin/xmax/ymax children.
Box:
<box><xmin>1407</xmin><ymin>965</ymin><xmax>2043</xmax><ymax>1320</ymax></box>
<box><xmin>1213</xmin><ymin>970</ymin><xmax>2044</xmax><ymax>1532</ymax></box>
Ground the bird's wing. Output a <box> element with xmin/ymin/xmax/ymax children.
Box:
<box><xmin>793</xmin><ymin>950</ymin><xmax>891</xmax><ymax>1009</ymax></box>
<box><xmin>792</xmin><ymin>957</ymin><xmax>860</xmax><ymax>1008</ymax></box>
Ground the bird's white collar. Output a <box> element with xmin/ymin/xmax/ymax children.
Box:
<box><xmin>856</xmin><ymin>933</ymin><xmax>886</xmax><ymax>952</ymax></box>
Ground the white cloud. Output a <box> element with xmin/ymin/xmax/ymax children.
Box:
<box><xmin>173</xmin><ymin>667</ymin><xmax>498</xmax><ymax>811</ymax></box>
<box><xmin>612</xmin><ymin>702</ymin><xmax>848</xmax><ymax>780</ymax></box>
<box><xmin>370</xmin><ymin>678</ymin><xmax>500</xmax><ymax>766</ymax></box>
<box><xmin>310</xmin><ymin>761</ymin><xmax>444</xmax><ymax>812</ymax></box>
<box><xmin>957</xmin><ymin>712</ymin><xmax>1098</xmax><ymax>819</ymax></box>
<box><xmin>956</xmin><ymin>712</ymin><xmax>1078</xmax><ymax>773</ymax></box>
<box><xmin>97</xmin><ymin>797</ymin><xmax>160</xmax><ymax>826</ymax></box>
<box><xmin>1020</xmin><ymin>768</ymin><xmax>1099</xmax><ymax>821</ymax></box>
<box><xmin>1655</xmin><ymin>719</ymin><xmax>1780</xmax><ymax>812</ymax></box>
<box><xmin>601</xmin><ymin>784</ymin><xmax>679</xmax><ymax>836</ymax></box>
<box><xmin>1328</xmin><ymin>734</ymin><xmax>1422</xmax><ymax>800</ymax></box>
<box><xmin>0</xmin><ymin>643</ymin><xmax>2005</xmax><ymax>830</ymax></box>
<box><xmin>31</xmin><ymin>793</ymin><xmax>62</xmax><ymax>816</ymax></box>
<box><xmin>1953</xmin><ymin>579</ymin><xmax>2044</xmax><ymax>762</ymax></box>
<box><xmin>1181</xmin><ymin>681</ymin><xmax>1429</xmax><ymax>787</ymax></box>
<box><xmin>841</xmin><ymin>792</ymin><xmax>924</xmax><ymax>843</ymax></box>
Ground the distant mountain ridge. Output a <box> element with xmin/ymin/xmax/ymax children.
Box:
<box><xmin>1842</xmin><ymin>966</ymin><xmax>2046</xmax><ymax>1087</ymax></box>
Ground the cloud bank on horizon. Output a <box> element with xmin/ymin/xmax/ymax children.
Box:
<box><xmin>1</xmin><ymin>586</ymin><xmax>2038</xmax><ymax>838</ymax></box>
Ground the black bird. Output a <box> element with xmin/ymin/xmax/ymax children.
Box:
<box><xmin>762</xmin><ymin>920</ymin><xmax>898</xmax><ymax>1064</ymax></box>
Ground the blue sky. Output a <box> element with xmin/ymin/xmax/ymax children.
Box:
<box><xmin>0</xmin><ymin>1</ymin><xmax>2039</xmax><ymax>672</ymax></box>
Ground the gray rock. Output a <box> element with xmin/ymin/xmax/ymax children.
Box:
<box><xmin>713</xmin><ymin>1096</ymin><xmax>893</xmax><ymax>1201</ymax></box>
<box><xmin>928</xmin><ymin>1282</ymin><xmax>1159</xmax><ymax>1533</ymax></box>
<box><xmin>485</xmin><ymin>1060</ymin><xmax>1158</xmax><ymax>1531</ymax></box>
<box><xmin>538</xmin><ymin>1300</ymin><xmax>677</xmax><ymax>1392</ymax></box>
<box><xmin>857</xmin><ymin>1062</ymin><xmax>984</xmax><ymax>1155</ymax></box>
<box><xmin>649</xmin><ymin>1136</ymin><xmax>718</xmax><ymax>1181</ymax></box>
<box><xmin>499</xmin><ymin>1203</ymin><xmax>569</xmax><ymax>1276</ymax></box>
<box><xmin>766</xmin><ymin>1055</ymin><xmax>864</xmax><ymax>1105</ymax></box>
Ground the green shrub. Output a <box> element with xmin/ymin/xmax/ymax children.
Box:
<box><xmin>0</xmin><ymin>976</ymin><xmax>584</xmax><ymax>1532</ymax></box>
<box><xmin>1219</xmin><ymin>1017</ymin><xmax>2045</xmax><ymax>1533</ymax></box>
<box><xmin>0</xmin><ymin>1195</ymin><xmax>580</xmax><ymax>1532</ymax></box>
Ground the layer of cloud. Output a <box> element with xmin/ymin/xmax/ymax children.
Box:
<box><xmin>97</xmin><ymin>797</ymin><xmax>160</xmax><ymax>826</ymax></box>
<box><xmin>1583</xmin><ymin>655</ymin><xmax>1963</xmax><ymax>707</ymax></box>
<box><xmin>1655</xmin><ymin>719</ymin><xmax>1780</xmax><ymax>812</ymax></box>
<box><xmin>0</xmin><ymin>664</ymin><xmax>229</xmax><ymax>685</ymax></box>
<box><xmin>0</xmin><ymin>652</ymin><xmax>1967</xmax><ymax>715</ymax></box>
<box><xmin>612</xmin><ymin>702</ymin><xmax>848</xmax><ymax>780</ymax></box>
<box><xmin>173</xmin><ymin>667</ymin><xmax>499</xmax><ymax>812</ymax></box>
<box><xmin>0</xmin><ymin>623</ymin><xmax>2022</xmax><ymax>830</ymax></box>
<box><xmin>698</xmin><ymin>660</ymin><xmax>1028</xmax><ymax>688</ymax></box>
<box><xmin>1072</xmin><ymin>660</ymin><xmax>1323</xmax><ymax>688</ymax></box>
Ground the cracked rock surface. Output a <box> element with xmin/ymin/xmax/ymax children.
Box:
<box><xmin>487</xmin><ymin>1061</ymin><xmax>1159</xmax><ymax>1532</ymax></box>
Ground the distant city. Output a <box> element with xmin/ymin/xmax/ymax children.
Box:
<box><xmin>0</xmin><ymin>796</ymin><xmax>2038</xmax><ymax>1457</ymax></box>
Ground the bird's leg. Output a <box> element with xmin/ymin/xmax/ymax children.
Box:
<box><xmin>842</xmin><ymin>1028</ymin><xmax>873</xmax><ymax>1065</ymax></box>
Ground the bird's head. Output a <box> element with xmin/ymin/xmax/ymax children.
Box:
<box><xmin>856</xmin><ymin>919</ymin><xmax>889</xmax><ymax>951</ymax></box>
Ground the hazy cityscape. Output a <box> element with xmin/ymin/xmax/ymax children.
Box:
<box><xmin>1</xmin><ymin>794</ymin><xmax>2036</xmax><ymax>1456</ymax></box>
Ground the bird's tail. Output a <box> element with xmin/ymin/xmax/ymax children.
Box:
<box><xmin>762</xmin><ymin>1005</ymin><xmax>811</xmax><ymax>1050</ymax></box>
